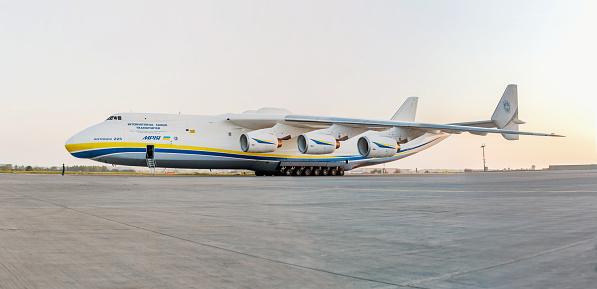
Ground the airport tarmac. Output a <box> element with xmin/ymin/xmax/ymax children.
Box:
<box><xmin>1</xmin><ymin>171</ymin><xmax>596</xmax><ymax>289</ymax></box>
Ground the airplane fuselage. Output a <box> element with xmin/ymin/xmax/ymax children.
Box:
<box><xmin>65</xmin><ymin>112</ymin><xmax>448</xmax><ymax>173</ymax></box>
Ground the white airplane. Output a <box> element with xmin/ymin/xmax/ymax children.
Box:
<box><xmin>65</xmin><ymin>85</ymin><xmax>562</xmax><ymax>176</ymax></box>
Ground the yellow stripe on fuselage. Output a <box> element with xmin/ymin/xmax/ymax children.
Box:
<box><xmin>65</xmin><ymin>142</ymin><xmax>346</xmax><ymax>159</ymax></box>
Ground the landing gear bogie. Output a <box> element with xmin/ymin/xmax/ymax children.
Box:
<box><xmin>263</xmin><ymin>166</ymin><xmax>346</xmax><ymax>177</ymax></box>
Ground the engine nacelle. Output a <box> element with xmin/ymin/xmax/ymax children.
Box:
<box><xmin>357</xmin><ymin>135</ymin><xmax>400</xmax><ymax>158</ymax></box>
<box><xmin>297</xmin><ymin>133</ymin><xmax>340</xmax><ymax>154</ymax></box>
<box><xmin>240</xmin><ymin>132</ymin><xmax>282</xmax><ymax>153</ymax></box>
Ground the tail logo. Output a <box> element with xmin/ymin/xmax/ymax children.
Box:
<box><xmin>503</xmin><ymin>100</ymin><xmax>511</xmax><ymax>113</ymax></box>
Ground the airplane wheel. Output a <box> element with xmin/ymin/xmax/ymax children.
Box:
<box><xmin>330</xmin><ymin>168</ymin><xmax>338</xmax><ymax>176</ymax></box>
<box><xmin>338</xmin><ymin>168</ymin><xmax>345</xmax><ymax>176</ymax></box>
<box><xmin>322</xmin><ymin>168</ymin><xmax>329</xmax><ymax>176</ymax></box>
<box><xmin>255</xmin><ymin>171</ymin><xmax>265</xmax><ymax>176</ymax></box>
<box><xmin>295</xmin><ymin>169</ymin><xmax>303</xmax><ymax>176</ymax></box>
<box><xmin>303</xmin><ymin>168</ymin><xmax>312</xmax><ymax>176</ymax></box>
<box><xmin>313</xmin><ymin>168</ymin><xmax>321</xmax><ymax>176</ymax></box>
<box><xmin>285</xmin><ymin>169</ymin><xmax>294</xmax><ymax>176</ymax></box>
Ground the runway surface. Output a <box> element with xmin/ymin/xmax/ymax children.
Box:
<box><xmin>1</xmin><ymin>171</ymin><xmax>596</xmax><ymax>288</ymax></box>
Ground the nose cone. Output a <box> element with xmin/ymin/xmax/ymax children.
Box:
<box><xmin>65</xmin><ymin>122</ymin><xmax>122</xmax><ymax>159</ymax></box>
<box><xmin>65</xmin><ymin>125</ymin><xmax>96</xmax><ymax>158</ymax></box>
<box><xmin>65</xmin><ymin>134</ymin><xmax>76</xmax><ymax>146</ymax></box>
<box><xmin>65</xmin><ymin>132</ymin><xmax>80</xmax><ymax>157</ymax></box>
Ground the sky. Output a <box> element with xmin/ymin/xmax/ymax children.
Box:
<box><xmin>1</xmin><ymin>0</ymin><xmax>596</xmax><ymax>170</ymax></box>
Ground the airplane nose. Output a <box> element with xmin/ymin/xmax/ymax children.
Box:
<box><xmin>65</xmin><ymin>122</ymin><xmax>124</xmax><ymax>159</ymax></box>
<box><xmin>65</xmin><ymin>134</ymin><xmax>77</xmax><ymax>146</ymax></box>
<box><xmin>65</xmin><ymin>133</ymin><xmax>78</xmax><ymax>155</ymax></box>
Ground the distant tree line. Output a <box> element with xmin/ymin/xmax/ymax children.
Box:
<box><xmin>0</xmin><ymin>164</ymin><xmax>135</xmax><ymax>173</ymax></box>
<box><xmin>370</xmin><ymin>168</ymin><xmax>402</xmax><ymax>174</ymax></box>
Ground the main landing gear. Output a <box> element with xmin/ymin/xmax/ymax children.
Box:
<box><xmin>276</xmin><ymin>166</ymin><xmax>345</xmax><ymax>177</ymax></box>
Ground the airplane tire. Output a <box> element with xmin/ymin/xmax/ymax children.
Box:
<box><xmin>338</xmin><ymin>168</ymin><xmax>345</xmax><ymax>176</ymax></box>
<box><xmin>330</xmin><ymin>168</ymin><xmax>338</xmax><ymax>176</ymax></box>
<box><xmin>255</xmin><ymin>171</ymin><xmax>265</xmax><ymax>176</ymax></box>
<box><xmin>285</xmin><ymin>169</ymin><xmax>294</xmax><ymax>176</ymax></box>
<box><xmin>303</xmin><ymin>168</ymin><xmax>312</xmax><ymax>176</ymax></box>
<box><xmin>295</xmin><ymin>168</ymin><xmax>303</xmax><ymax>176</ymax></box>
<box><xmin>313</xmin><ymin>168</ymin><xmax>321</xmax><ymax>176</ymax></box>
<box><xmin>322</xmin><ymin>168</ymin><xmax>329</xmax><ymax>176</ymax></box>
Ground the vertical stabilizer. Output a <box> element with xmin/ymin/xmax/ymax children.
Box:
<box><xmin>391</xmin><ymin>97</ymin><xmax>418</xmax><ymax>122</ymax></box>
<box><xmin>491</xmin><ymin>84</ymin><xmax>520</xmax><ymax>140</ymax></box>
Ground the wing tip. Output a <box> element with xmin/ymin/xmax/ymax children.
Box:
<box><xmin>549</xmin><ymin>134</ymin><xmax>565</xmax><ymax>137</ymax></box>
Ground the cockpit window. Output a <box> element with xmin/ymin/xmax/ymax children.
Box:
<box><xmin>106</xmin><ymin>116</ymin><xmax>122</xmax><ymax>121</ymax></box>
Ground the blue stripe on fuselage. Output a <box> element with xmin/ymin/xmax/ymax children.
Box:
<box><xmin>71</xmin><ymin>138</ymin><xmax>440</xmax><ymax>162</ymax></box>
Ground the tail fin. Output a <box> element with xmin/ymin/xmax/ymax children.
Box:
<box><xmin>491</xmin><ymin>84</ymin><xmax>525</xmax><ymax>140</ymax></box>
<box><xmin>391</xmin><ymin>97</ymin><xmax>418</xmax><ymax>122</ymax></box>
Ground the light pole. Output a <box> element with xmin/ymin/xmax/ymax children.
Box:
<box><xmin>481</xmin><ymin>144</ymin><xmax>487</xmax><ymax>172</ymax></box>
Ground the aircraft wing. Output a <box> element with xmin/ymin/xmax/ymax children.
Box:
<box><xmin>281</xmin><ymin>115</ymin><xmax>562</xmax><ymax>137</ymax></box>
<box><xmin>229</xmin><ymin>114</ymin><xmax>563</xmax><ymax>137</ymax></box>
<box><xmin>449</xmin><ymin>120</ymin><xmax>496</xmax><ymax>128</ymax></box>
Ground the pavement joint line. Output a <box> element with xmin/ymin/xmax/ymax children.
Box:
<box><xmin>0</xmin><ymin>187</ymin><xmax>407</xmax><ymax>288</ymax></box>
<box><xmin>402</xmin><ymin>236</ymin><xmax>597</xmax><ymax>287</ymax></box>
<box><xmin>404</xmin><ymin>285</ymin><xmax>431</xmax><ymax>289</ymax></box>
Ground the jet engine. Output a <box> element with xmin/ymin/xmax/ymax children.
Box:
<box><xmin>297</xmin><ymin>133</ymin><xmax>340</xmax><ymax>154</ymax></box>
<box><xmin>357</xmin><ymin>135</ymin><xmax>400</xmax><ymax>158</ymax></box>
<box><xmin>240</xmin><ymin>132</ymin><xmax>282</xmax><ymax>153</ymax></box>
